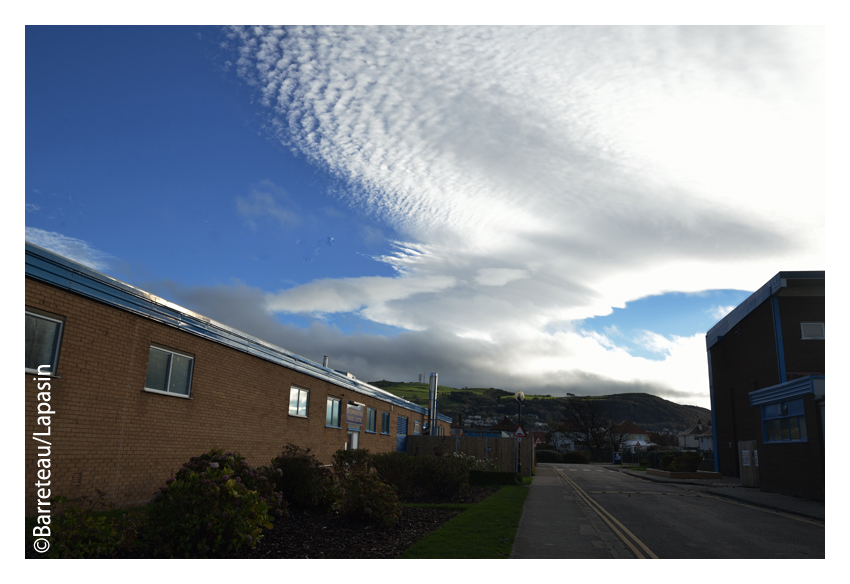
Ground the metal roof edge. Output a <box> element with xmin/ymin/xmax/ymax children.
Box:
<box><xmin>705</xmin><ymin>271</ymin><xmax>825</xmax><ymax>351</ymax></box>
<box><xmin>25</xmin><ymin>242</ymin><xmax>434</xmax><ymax>417</ymax></box>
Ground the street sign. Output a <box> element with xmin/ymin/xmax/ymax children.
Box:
<box><xmin>513</xmin><ymin>426</ymin><xmax>527</xmax><ymax>438</ymax></box>
<box><xmin>535</xmin><ymin>437</ymin><xmax>542</xmax><ymax>444</ymax></box>
<box><xmin>516</xmin><ymin>437</ymin><xmax>523</xmax><ymax>443</ymax></box>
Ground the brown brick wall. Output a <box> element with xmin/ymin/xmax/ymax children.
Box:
<box><xmin>25</xmin><ymin>278</ymin><xmax>449</xmax><ymax>515</ymax></box>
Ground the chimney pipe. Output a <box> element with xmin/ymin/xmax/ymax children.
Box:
<box><xmin>428</xmin><ymin>373</ymin><xmax>439</xmax><ymax>436</ymax></box>
<box><xmin>323</xmin><ymin>355</ymin><xmax>329</xmax><ymax>368</ymax></box>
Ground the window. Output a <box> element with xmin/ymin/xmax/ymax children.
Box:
<box><xmin>25</xmin><ymin>311</ymin><xmax>64</xmax><ymax>374</ymax></box>
<box><xmin>801</xmin><ymin>322</ymin><xmax>824</xmax><ymax>340</ymax></box>
<box><xmin>289</xmin><ymin>386</ymin><xmax>309</xmax><ymax>417</ymax></box>
<box><xmin>366</xmin><ymin>407</ymin><xmax>377</xmax><ymax>433</ymax></box>
<box><xmin>414</xmin><ymin>420</ymin><xmax>420</xmax><ymax>435</ymax></box>
<box><xmin>762</xmin><ymin>398</ymin><xmax>808</xmax><ymax>443</ymax></box>
<box><xmin>145</xmin><ymin>346</ymin><xmax>193</xmax><ymax>397</ymax></box>
<box><xmin>347</xmin><ymin>428</ymin><xmax>360</xmax><ymax>450</ymax></box>
<box><xmin>326</xmin><ymin>397</ymin><xmax>341</xmax><ymax>428</ymax></box>
<box><xmin>381</xmin><ymin>412</ymin><xmax>391</xmax><ymax>435</ymax></box>
<box><xmin>440</xmin><ymin>426</ymin><xmax>445</xmax><ymax>436</ymax></box>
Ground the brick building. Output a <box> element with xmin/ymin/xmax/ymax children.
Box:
<box><xmin>706</xmin><ymin>271</ymin><xmax>824</xmax><ymax>500</ymax></box>
<box><xmin>25</xmin><ymin>243</ymin><xmax>450</xmax><ymax>515</ymax></box>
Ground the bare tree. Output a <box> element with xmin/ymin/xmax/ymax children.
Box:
<box><xmin>557</xmin><ymin>398</ymin><xmax>614</xmax><ymax>461</ymax></box>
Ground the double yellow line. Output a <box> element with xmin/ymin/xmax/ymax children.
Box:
<box><xmin>555</xmin><ymin>467</ymin><xmax>659</xmax><ymax>559</ymax></box>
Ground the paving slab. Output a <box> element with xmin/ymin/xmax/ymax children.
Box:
<box><xmin>510</xmin><ymin>465</ymin><xmax>635</xmax><ymax>559</ymax></box>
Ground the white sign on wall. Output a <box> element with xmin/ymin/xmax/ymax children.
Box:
<box><xmin>742</xmin><ymin>450</ymin><xmax>751</xmax><ymax>467</ymax></box>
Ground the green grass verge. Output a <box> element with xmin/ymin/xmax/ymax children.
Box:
<box><xmin>398</xmin><ymin>486</ymin><xmax>529</xmax><ymax>559</ymax></box>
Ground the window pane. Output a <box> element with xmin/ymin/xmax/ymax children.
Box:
<box><xmin>799</xmin><ymin>416</ymin><xmax>808</xmax><ymax>440</ymax></box>
<box><xmin>789</xmin><ymin>417</ymin><xmax>800</xmax><ymax>440</ymax></box>
<box><xmin>169</xmin><ymin>354</ymin><xmax>193</xmax><ymax>395</ymax></box>
<box><xmin>781</xmin><ymin>418</ymin><xmax>790</xmax><ymax>440</ymax></box>
<box><xmin>298</xmin><ymin>392</ymin><xmax>308</xmax><ymax>417</ymax></box>
<box><xmin>145</xmin><ymin>348</ymin><xmax>170</xmax><ymax>391</ymax></box>
<box><xmin>290</xmin><ymin>388</ymin><xmax>300</xmax><ymax>416</ymax></box>
<box><xmin>25</xmin><ymin>314</ymin><xmax>61</xmax><ymax>371</ymax></box>
<box><xmin>772</xmin><ymin>419</ymin><xmax>781</xmax><ymax>441</ymax></box>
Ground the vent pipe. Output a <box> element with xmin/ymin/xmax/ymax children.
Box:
<box><xmin>323</xmin><ymin>355</ymin><xmax>329</xmax><ymax>368</ymax></box>
<box><xmin>428</xmin><ymin>373</ymin><xmax>439</xmax><ymax>435</ymax></box>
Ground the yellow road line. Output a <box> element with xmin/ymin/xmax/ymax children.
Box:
<box><xmin>556</xmin><ymin>468</ymin><xmax>659</xmax><ymax>559</ymax></box>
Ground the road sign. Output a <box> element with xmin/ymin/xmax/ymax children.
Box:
<box><xmin>535</xmin><ymin>437</ymin><xmax>542</xmax><ymax>444</ymax></box>
<box><xmin>513</xmin><ymin>426</ymin><xmax>527</xmax><ymax>438</ymax></box>
<box><xmin>516</xmin><ymin>437</ymin><xmax>523</xmax><ymax>443</ymax></box>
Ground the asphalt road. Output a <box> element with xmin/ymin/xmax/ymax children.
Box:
<box><xmin>551</xmin><ymin>463</ymin><xmax>825</xmax><ymax>559</ymax></box>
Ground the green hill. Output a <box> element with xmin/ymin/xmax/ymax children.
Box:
<box><xmin>368</xmin><ymin>381</ymin><xmax>709</xmax><ymax>433</ymax></box>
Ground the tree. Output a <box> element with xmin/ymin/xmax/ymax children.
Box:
<box><xmin>557</xmin><ymin>398</ymin><xmax>620</xmax><ymax>462</ymax></box>
<box><xmin>648</xmin><ymin>431</ymin><xmax>678</xmax><ymax>448</ymax></box>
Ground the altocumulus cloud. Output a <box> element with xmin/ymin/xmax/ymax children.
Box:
<box><xmin>209</xmin><ymin>26</ymin><xmax>823</xmax><ymax>408</ymax></box>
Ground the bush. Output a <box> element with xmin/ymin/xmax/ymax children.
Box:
<box><xmin>270</xmin><ymin>444</ymin><xmax>336</xmax><ymax>511</ymax></box>
<box><xmin>469</xmin><ymin>470</ymin><xmax>522</xmax><ymax>486</ymax></box>
<box><xmin>336</xmin><ymin>469</ymin><xmax>402</xmax><ymax>528</ymax></box>
<box><xmin>673</xmin><ymin>452</ymin><xmax>703</xmax><ymax>472</ymax></box>
<box><xmin>145</xmin><ymin>449</ymin><xmax>274</xmax><ymax>558</ymax></box>
<box><xmin>47</xmin><ymin>490</ymin><xmax>143</xmax><ymax>558</ymax></box>
<box><xmin>414</xmin><ymin>454</ymin><xmax>472</xmax><ymax>499</ymax></box>
<box><xmin>535</xmin><ymin>450</ymin><xmax>563</xmax><ymax>463</ymax></box>
<box><xmin>660</xmin><ymin>454</ymin><xmax>676</xmax><ymax>471</ymax></box>
<box><xmin>372</xmin><ymin>451</ymin><xmax>415</xmax><ymax>499</ymax></box>
<box><xmin>332</xmin><ymin>448</ymin><xmax>373</xmax><ymax>478</ymax></box>
<box><xmin>561</xmin><ymin>451</ymin><xmax>589</xmax><ymax>464</ymax></box>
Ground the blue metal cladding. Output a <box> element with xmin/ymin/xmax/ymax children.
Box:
<box><xmin>396</xmin><ymin>416</ymin><xmax>408</xmax><ymax>452</ymax></box>
<box><xmin>749</xmin><ymin>376</ymin><xmax>821</xmax><ymax>406</ymax></box>
<box><xmin>25</xmin><ymin>243</ymin><xmax>452</xmax><ymax>422</ymax></box>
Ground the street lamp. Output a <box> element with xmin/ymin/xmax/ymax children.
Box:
<box><xmin>515</xmin><ymin>391</ymin><xmax>525</xmax><ymax>474</ymax></box>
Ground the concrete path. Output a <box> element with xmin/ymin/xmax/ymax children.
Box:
<box><xmin>510</xmin><ymin>465</ymin><xmax>635</xmax><ymax>558</ymax></box>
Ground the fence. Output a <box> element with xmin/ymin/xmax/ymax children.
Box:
<box><xmin>405</xmin><ymin>435</ymin><xmax>535</xmax><ymax>476</ymax></box>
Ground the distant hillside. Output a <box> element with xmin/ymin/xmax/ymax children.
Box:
<box><xmin>368</xmin><ymin>381</ymin><xmax>710</xmax><ymax>433</ymax></box>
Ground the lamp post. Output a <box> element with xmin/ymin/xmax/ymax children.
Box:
<box><xmin>515</xmin><ymin>391</ymin><xmax>525</xmax><ymax>474</ymax></box>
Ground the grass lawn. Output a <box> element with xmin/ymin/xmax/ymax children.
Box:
<box><xmin>398</xmin><ymin>485</ymin><xmax>529</xmax><ymax>559</ymax></box>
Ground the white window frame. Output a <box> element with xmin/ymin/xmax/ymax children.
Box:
<box><xmin>800</xmin><ymin>322</ymin><xmax>824</xmax><ymax>340</ymax></box>
<box><xmin>326</xmin><ymin>397</ymin><xmax>342</xmax><ymax>428</ymax></box>
<box><xmin>289</xmin><ymin>386</ymin><xmax>310</xmax><ymax>418</ymax></box>
<box><xmin>25</xmin><ymin>310</ymin><xmax>64</xmax><ymax>374</ymax></box>
<box><xmin>144</xmin><ymin>345</ymin><xmax>194</xmax><ymax>399</ymax></box>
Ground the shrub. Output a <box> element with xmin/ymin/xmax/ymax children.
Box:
<box><xmin>372</xmin><ymin>451</ymin><xmax>415</xmax><ymax>498</ymax></box>
<box><xmin>332</xmin><ymin>448</ymin><xmax>373</xmax><ymax>478</ymax></box>
<box><xmin>145</xmin><ymin>449</ymin><xmax>274</xmax><ymax>558</ymax></box>
<box><xmin>270</xmin><ymin>444</ymin><xmax>336</xmax><ymax>511</ymax></box>
<box><xmin>470</xmin><ymin>470</ymin><xmax>522</xmax><ymax>486</ymax></box>
<box><xmin>535</xmin><ymin>450</ymin><xmax>563</xmax><ymax>463</ymax></box>
<box><xmin>47</xmin><ymin>490</ymin><xmax>143</xmax><ymax>558</ymax></box>
<box><xmin>336</xmin><ymin>469</ymin><xmax>402</xmax><ymax>528</ymax></box>
<box><xmin>673</xmin><ymin>452</ymin><xmax>703</xmax><ymax>472</ymax></box>
<box><xmin>561</xmin><ymin>451</ymin><xmax>589</xmax><ymax>464</ymax></box>
<box><xmin>660</xmin><ymin>454</ymin><xmax>676</xmax><ymax>471</ymax></box>
<box><xmin>414</xmin><ymin>454</ymin><xmax>472</xmax><ymax>499</ymax></box>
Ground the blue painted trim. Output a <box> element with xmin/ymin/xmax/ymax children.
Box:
<box><xmin>771</xmin><ymin>296</ymin><xmax>787</xmax><ymax>384</ymax></box>
<box><xmin>25</xmin><ymin>242</ymin><xmax>452</xmax><ymax>423</ymax></box>
<box><xmin>749</xmin><ymin>376</ymin><xmax>818</xmax><ymax>406</ymax></box>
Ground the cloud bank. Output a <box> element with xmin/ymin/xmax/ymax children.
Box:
<box><xmin>209</xmin><ymin>26</ymin><xmax>823</xmax><ymax>408</ymax></box>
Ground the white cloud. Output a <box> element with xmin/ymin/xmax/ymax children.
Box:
<box><xmin>25</xmin><ymin>227</ymin><xmax>112</xmax><ymax>271</ymax></box>
<box><xmin>708</xmin><ymin>305</ymin><xmax>737</xmax><ymax>320</ymax></box>
<box><xmin>223</xmin><ymin>26</ymin><xmax>823</xmax><ymax>408</ymax></box>
<box><xmin>236</xmin><ymin>180</ymin><xmax>299</xmax><ymax>228</ymax></box>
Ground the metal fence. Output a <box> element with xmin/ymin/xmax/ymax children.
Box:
<box><xmin>405</xmin><ymin>435</ymin><xmax>535</xmax><ymax>476</ymax></box>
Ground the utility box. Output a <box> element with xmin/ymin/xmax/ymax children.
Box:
<box><xmin>612</xmin><ymin>451</ymin><xmax>623</xmax><ymax>465</ymax></box>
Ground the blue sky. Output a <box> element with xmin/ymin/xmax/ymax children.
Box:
<box><xmin>24</xmin><ymin>25</ymin><xmax>825</xmax><ymax>409</ymax></box>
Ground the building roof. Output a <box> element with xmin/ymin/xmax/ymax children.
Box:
<box><xmin>706</xmin><ymin>271</ymin><xmax>824</xmax><ymax>350</ymax></box>
<box><xmin>679</xmin><ymin>420</ymin><xmax>712</xmax><ymax>437</ymax></box>
<box><xmin>25</xmin><ymin>242</ymin><xmax>451</xmax><ymax>423</ymax></box>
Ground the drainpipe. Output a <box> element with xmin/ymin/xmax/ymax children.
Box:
<box><xmin>429</xmin><ymin>373</ymin><xmax>438</xmax><ymax>435</ymax></box>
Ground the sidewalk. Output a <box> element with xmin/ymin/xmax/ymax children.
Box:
<box><xmin>510</xmin><ymin>465</ymin><xmax>635</xmax><ymax>558</ymax></box>
<box><xmin>604</xmin><ymin>466</ymin><xmax>825</xmax><ymax>522</ymax></box>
